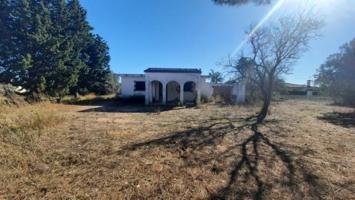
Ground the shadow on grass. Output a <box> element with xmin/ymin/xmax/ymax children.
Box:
<box><xmin>318</xmin><ymin>112</ymin><xmax>355</xmax><ymax>128</ymax></box>
<box><xmin>64</xmin><ymin>96</ymin><xmax>185</xmax><ymax>113</ymax></box>
<box><xmin>118</xmin><ymin>116</ymin><xmax>328</xmax><ymax>199</ymax></box>
<box><xmin>78</xmin><ymin>104</ymin><xmax>179</xmax><ymax>113</ymax></box>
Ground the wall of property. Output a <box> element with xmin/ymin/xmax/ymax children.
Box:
<box><xmin>120</xmin><ymin>76</ymin><xmax>145</xmax><ymax>97</ymax></box>
<box><xmin>200</xmin><ymin>81</ymin><xmax>213</xmax><ymax>99</ymax></box>
<box><xmin>212</xmin><ymin>83</ymin><xmax>246</xmax><ymax>104</ymax></box>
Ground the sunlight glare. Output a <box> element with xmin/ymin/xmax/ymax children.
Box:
<box><xmin>231</xmin><ymin>0</ymin><xmax>286</xmax><ymax>57</ymax></box>
<box><xmin>284</xmin><ymin>0</ymin><xmax>337</xmax><ymax>12</ymax></box>
<box><xmin>231</xmin><ymin>0</ymin><xmax>341</xmax><ymax>57</ymax></box>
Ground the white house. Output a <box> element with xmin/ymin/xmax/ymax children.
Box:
<box><xmin>117</xmin><ymin>68</ymin><xmax>213</xmax><ymax>105</ymax></box>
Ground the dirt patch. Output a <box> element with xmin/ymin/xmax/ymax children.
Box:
<box><xmin>0</xmin><ymin>100</ymin><xmax>354</xmax><ymax>199</ymax></box>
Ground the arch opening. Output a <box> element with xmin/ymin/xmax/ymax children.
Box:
<box><xmin>166</xmin><ymin>81</ymin><xmax>180</xmax><ymax>104</ymax></box>
<box><xmin>151</xmin><ymin>80</ymin><xmax>163</xmax><ymax>104</ymax></box>
<box><xmin>183</xmin><ymin>81</ymin><xmax>197</xmax><ymax>103</ymax></box>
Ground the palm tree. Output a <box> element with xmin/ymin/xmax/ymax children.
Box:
<box><xmin>209</xmin><ymin>70</ymin><xmax>224</xmax><ymax>84</ymax></box>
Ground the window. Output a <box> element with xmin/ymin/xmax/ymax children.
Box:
<box><xmin>134</xmin><ymin>81</ymin><xmax>145</xmax><ymax>91</ymax></box>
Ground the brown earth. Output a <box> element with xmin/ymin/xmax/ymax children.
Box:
<box><xmin>0</xmin><ymin>99</ymin><xmax>354</xmax><ymax>199</ymax></box>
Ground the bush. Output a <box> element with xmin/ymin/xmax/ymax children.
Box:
<box><xmin>0</xmin><ymin>84</ymin><xmax>27</xmax><ymax>106</ymax></box>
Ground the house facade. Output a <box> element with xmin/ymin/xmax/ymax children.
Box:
<box><xmin>285</xmin><ymin>80</ymin><xmax>318</xmax><ymax>96</ymax></box>
<box><xmin>118</xmin><ymin>68</ymin><xmax>213</xmax><ymax>105</ymax></box>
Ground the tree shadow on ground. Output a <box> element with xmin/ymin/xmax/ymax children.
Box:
<box><xmin>118</xmin><ymin>115</ymin><xmax>328</xmax><ymax>199</ymax></box>
<box><xmin>64</xmin><ymin>97</ymin><xmax>185</xmax><ymax>113</ymax></box>
<box><xmin>318</xmin><ymin>112</ymin><xmax>355</xmax><ymax>128</ymax></box>
<box><xmin>78</xmin><ymin>104</ymin><xmax>179</xmax><ymax>113</ymax></box>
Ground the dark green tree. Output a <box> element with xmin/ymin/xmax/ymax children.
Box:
<box><xmin>77</xmin><ymin>34</ymin><xmax>117</xmax><ymax>95</ymax></box>
<box><xmin>315</xmin><ymin>39</ymin><xmax>355</xmax><ymax>106</ymax></box>
<box><xmin>47</xmin><ymin>0</ymin><xmax>92</xmax><ymax>99</ymax></box>
<box><xmin>0</xmin><ymin>0</ymin><xmax>115</xmax><ymax>100</ymax></box>
<box><xmin>4</xmin><ymin>0</ymin><xmax>42</xmax><ymax>92</ymax></box>
<box><xmin>0</xmin><ymin>0</ymin><xmax>11</xmax><ymax>81</ymax></box>
<box><xmin>104</xmin><ymin>72</ymin><xmax>119</xmax><ymax>95</ymax></box>
<box><xmin>0</xmin><ymin>0</ymin><xmax>74</xmax><ymax>98</ymax></box>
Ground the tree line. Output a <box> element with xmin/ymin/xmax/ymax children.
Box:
<box><xmin>0</xmin><ymin>0</ymin><xmax>117</xmax><ymax>101</ymax></box>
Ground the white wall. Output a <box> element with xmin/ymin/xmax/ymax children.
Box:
<box><xmin>200</xmin><ymin>81</ymin><xmax>213</xmax><ymax>99</ymax></box>
<box><xmin>145</xmin><ymin>72</ymin><xmax>201</xmax><ymax>86</ymax></box>
<box><xmin>233</xmin><ymin>82</ymin><xmax>246</xmax><ymax>104</ymax></box>
<box><xmin>120</xmin><ymin>76</ymin><xmax>145</xmax><ymax>97</ymax></box>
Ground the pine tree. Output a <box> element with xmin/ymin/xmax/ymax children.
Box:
<box><xmin>0</xmin><ymin>0</ymin><xmax>115</xmax><ymax>99</ymax></box>
<box><xmin>65</xmin><ymin>0</ymin><xmax>92</xmax><ymax>97</ymax></box>
<box><xmin>44</xmin><ymin>0</ymin><xmax>79</xmax><ymax>98</ymax></box>
<box><xmin>8</xmin><ymin>0</ymin><xmax>35</xmax><ymax>90</ymax></box>
<box><xmin>78</xmin><ymin>34</ymin><xmax>117</xmax><ymax>95</ymax></box>
<box><xmin>0</xmin><ymin>0</ymin><xmax>11</xmax><ymax>82</ymax></box>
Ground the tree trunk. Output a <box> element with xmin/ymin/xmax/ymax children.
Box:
<box><xmin>257</xmin><ymin>76</ymin><xmax>273</xmax><ymax>123</ymax></box>
<box><xmin>257</xmin><ymin>95</ymin><xmax>270</xmax><ymax>123</ymax></box>
<box><xmin>74</xmin><ymin>91</ymin><xmax>79</xmax><ymax>99</ymax></box>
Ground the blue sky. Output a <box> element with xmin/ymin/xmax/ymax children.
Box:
<box><xmin>81</xmin><ymin>0</ymin><xmax>355</xmax><ymax>84</ymax></box>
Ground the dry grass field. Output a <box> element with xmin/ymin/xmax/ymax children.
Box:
<box><xmin>1</xmin><ymin>99</ymin><xmax>354</xmax><ymax>199</ymax></box>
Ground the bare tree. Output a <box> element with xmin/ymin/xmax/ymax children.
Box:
<box><xmin>231</xmin><ymin>15</ymin><xmax>322</xmax><ymax>123</ymax></box>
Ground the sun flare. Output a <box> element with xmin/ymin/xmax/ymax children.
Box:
<box><xmin>285</xmin><ymin>0</ymin><xmax>337</xmax><ymax>10</ymax></box>
<box><xmin>231</xmin><ymin>0</ymin><xmax>341</xmax><ymax>56</ymax></box>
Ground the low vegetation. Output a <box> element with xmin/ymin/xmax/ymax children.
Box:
<box><xmin>0</xmin><ymin>84</ymin><xmax>27</xmax><ymax>106</ymax></box>
<box><xmin>0</xmin><ymin>99</ymin><xmax>354</xmax><ymax>199</ymax></box>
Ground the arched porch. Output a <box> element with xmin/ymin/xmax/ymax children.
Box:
<box><xmin>166</xmin><ymin>81</ymin><xmax>181</xmax><ymax>104</ymax></box>
<box><xmin>146</xmin><ymin>80</ymin><xmax>200</xmax><ymax>105</ymax></box>
<box><xmin>150</xmin><ymin>80</ymin><xmax>163</xmax><ymax>104</ymax></box>
<box><xmin>183</xmin><ymin>81</ymin><xmax>197</xmax><ymax>104</ymax></box>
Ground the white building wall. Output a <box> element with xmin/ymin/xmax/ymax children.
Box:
<box><xmin>200</xmin><ymin>81</ymin><xmax>213</xmax><ymax>99</ymax></box>
<box><xmin>145</xmin><ymin>72</ymin><xmax>201</xmax><ymax>86</ymax></box>
<box><xmin>120</xmin><ymin>76</ymin><xmax>145</xmax><ymax>97</ymax></box>
<box><xmin>119</xmin><ymin>72</ymin><xmax>214</xmax><ymax>104</ymax></box>
<box><xmin>232</xmin><ymin>82</ymin><xmax>246</xmax><ymax>104</ymax></box>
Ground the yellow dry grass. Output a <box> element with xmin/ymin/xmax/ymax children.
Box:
<box><xmin>0</xmin><ymin>99</ymin><xmax>354</xmax><ymax>199</ymax></box>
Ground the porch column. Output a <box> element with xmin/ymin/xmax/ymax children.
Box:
<box><xmin>179</xmin><ymin>83</ymin><xmax>184</xmax><ymax>105</ymax></box>
<box><xmin>196</xmin><ymin>89</ymin><xmax>201</xmax><ymax>105</ymax></box>
<box><xmin>150</xmin><ymin>82</ymin><xmax>154</xmax><ymax>103</ymax></box>
<box><xmin>196</xmin><ymin>80</ymin><xmax>201</xmax><ymax>105</ymax></box>
<box><xmin>162</xmin><ymin>82</ymin><xmax>166</xmax><ymax>104</ymax></box>
<box><xmin>145</xmin><ymin>81</ymin><xmax>149</xmax><ymax>105</ymax></box>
